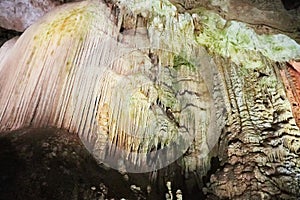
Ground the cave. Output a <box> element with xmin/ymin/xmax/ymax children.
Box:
<box><xmin>0</xmin><ymin>0</ymin><xmax>300</xmax><ymax>199</ymax></box>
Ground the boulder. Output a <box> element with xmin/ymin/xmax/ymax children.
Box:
<box><xmin>0</xmin><ymin>0</ymin><xmax>80</xmax><ymax>32</ymax></box>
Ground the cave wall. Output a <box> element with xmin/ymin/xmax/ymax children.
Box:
<box><xmin>0</xmin><ymin>0</ymin><xmax>300</xmax><ymax>199</ymax></box>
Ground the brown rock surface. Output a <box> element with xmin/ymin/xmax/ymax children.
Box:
<box><xmin>280</xmin><ymin>61</ymin><xmax>300</xmax><ymax>130</ymax></box>
<box><xmin>206</xmin><ymin>57</ymin><xmax>300</xmax><ymax>199</ymax></box>
<box><xmin>0</xmin><ymin>128</ymin><xmax>160</xmax><ymax>200</ymax></box>
<box><xmin>170</xmin><ymin>0</ymin><xmax>300</xmax><ymax>43</ymax></box>
<box><xmin>0</xmin><ymin>0</ymin><xmax>81</xmax><ymax>32</ymax></box>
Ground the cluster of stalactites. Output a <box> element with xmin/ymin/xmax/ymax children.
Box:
<box><xmin>0</xmin><ymin>0</ymin><xmax>225</xmax><ymax>174</ymax></box>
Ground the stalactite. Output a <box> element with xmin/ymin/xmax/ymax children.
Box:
<box><xmin>0</xmin><ymin>0</ymin><xmax>226</xmax><ymax>175</ymax></box>
<box><xmin>1</xmin><ymin>0</ymin><xmax>300</xmax><ymax>198</ymax></box>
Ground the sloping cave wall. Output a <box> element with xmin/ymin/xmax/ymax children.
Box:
<box><xmin>0</xmin><ymin>0</ymin><xmax>300</xmax><ymax>199</ymax></box>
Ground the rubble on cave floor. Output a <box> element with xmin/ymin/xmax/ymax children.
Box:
<box><xmin>0</xmin><ymin>128</ymin><xmax>162</xmax><ymax>200</ymax></box>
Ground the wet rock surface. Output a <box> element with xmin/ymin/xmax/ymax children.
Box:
<box><xmin>0</xmin><ymin>128</ymin><xmax>160</xmax><ymax>200</ymax></box>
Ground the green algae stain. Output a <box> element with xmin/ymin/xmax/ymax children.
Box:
<box><xmin>259</xmin><ymin>76</ymin><xmax>278</xmax><ymax>88</ymax></box>
<box><xmin>195</xmin><ymin>10</ymin><xmax>300</xmax><ymax>67</ymax></box>
<box><xmin>26</xmin><ymin>46</ymin><xmax>37</xmax><ymax>66</ymax></box>
<box><xmin>117</xmin><ymin>0</ymin><xmax>300</xmax><ymax>74</ymax></box>
<box><xmin>32</xmin><ymin>5</ymin><xmax>93</xmax><ymax>45</ymax></box>
<box><xmin>156</xmin><ymin>86</ymin><xmax>177</xmax><ymax>109</ymax></box>
<box><xmin>173</xmin><ymin>55</ymin><xmax>196</xmax><ymax>72</ymax></box>
<box><xmin>26</xmin><ymin>2</ymin><xmax>97</xmax><ymax>74</ymax></box>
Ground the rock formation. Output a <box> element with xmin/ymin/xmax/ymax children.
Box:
<box><xmin>0</xmin><ymin>127</ymin><xmax>146</xmax><ymax>200</ymax></box>
<box><xmin>0</xmin><ymin>0</ymin><xmax>82</xmax><ymax>32</ymax></box>
<box><xmin>0</xmin><ymin>0</ymin><xmax>300</xmax><ymax>199</ymax></box>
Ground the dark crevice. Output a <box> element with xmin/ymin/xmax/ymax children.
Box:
<box><xmin>119</xmin><ymin>25</ymin><xmax>125</xmax><ymax>33</ymax></box>
<box><xmin>202</xmin><ymin>157</ymin><xmax>221</xmax><ymax>185</ymax></box>
<box><xmin>262</xmin><ymin>126</ymin><xmax>278</xmax><ymax>132</ymax></box>
<box><xmin>0</xmin><ymin>27</ymin><xmax>22</xmax><ymax>47</ymax></box>
<box><xmin>258</xmin><ymin>71</ymin><xmax>269</xmax><ymax>78</ymax></box>
<box><xmin>227</xmin><ymin>137</ymin><xmax>243</xmax><ymax>146</ymax></box>
<box><xmin>281</xmin><ymin>0</ymin><xmax>300</xmax><ymax>10</ymax></box>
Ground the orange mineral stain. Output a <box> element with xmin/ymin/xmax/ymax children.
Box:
<box><xmin>280</xmin><ymin>60</ymin><xmax>300</xmax><ymax>127</ymax></box>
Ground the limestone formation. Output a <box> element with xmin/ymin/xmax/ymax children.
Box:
<box><xmin>0</xmin><ymin>0</ymin><xmax>226</xmax><ymax>175</ymax></box>
<box><xmin>0</xmin><ymin>0</ymin><xmax>300</xmax><ymax>199</ymax></box>
<box><xmin>170</xmin><ymin>0</ymin><xmax>300</xmax><ymax>43</ymax></box>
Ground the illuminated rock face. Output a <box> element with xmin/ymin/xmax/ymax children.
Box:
<box><xmin>1</xmin><ymin>0</ymin><xmax>300</xmax><ymax>198</ymax></box>
<box><xmin>193</xmin><ymin>6</ymin><xmax>300</xmax><ymax>198</ymax></box>
<box><xmin>207</xmin><ymin>58</ymin><xmax>300</xmax><ymax>199</ymax></box>
<box><xmin>0</xmin><ymin>1</ymin><xmax>225</xmax><ymax>174</ymax></box>
<box><xmin>170</xmin><ymin>0</ymin><xmax>300</xmax><ymax>43</ymax></box>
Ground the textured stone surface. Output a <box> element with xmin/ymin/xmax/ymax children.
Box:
<box><xmin>280</xmin><ymin>61</ymin><xmax>300</xmax><ymax>128</ymax></box>
<box><xmin>0</xmin><ymin>128</ymin><xmax>155</xmax><ymax>200</ymax></box>
<box><xmin>192</xmin><ymin>2</ymin><xmax>300</xmax><ymax>198</ymax></box>
<box><xmin>0</xmin><ymin>0</ymin><xmax>300</xmax><ymax>199</ymax></box>
<box><xmin>226</xmin><ymin>0</ymin><xmax>300</xmax><ymax>41</ymax></box>
<box><xmin>206</xmin><ymin>57</ymin><xmax>300</xmax><ymax>199</ymax></box>
<box><xmin>0</xmin><ymin>37</ymin><xmax>18</xmax><ymax>73</ymax></box>
<box><xmin>0</xmin><ymin>0</ymin><xmax>226</xmax><ymax>177</ymax></box>
<box><xmin>170</xmin><ymin>0</ymin><xmax>300</xmax><ymax>43</ymax></box>
<box><xmin>0</xmin><ymin>0</ymin><xmax>81</xmax><ymax>32</ymax></box>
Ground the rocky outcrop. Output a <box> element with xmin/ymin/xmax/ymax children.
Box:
<box><xmin>0</xmin><ymin>127</ymin><xmax>154</xmax><ymax>200</ymax></box>
<box><xmin>170</xmin><ymin>0</ymin><xmax>300</xmax><ymax>43</ymax></box>
<box><xmin>280</xmin><ymin>61</ymin><xmax>300</xmax><ymax>128</ymax></box>
<box><xmin>190</xmin><ymin>5</ymin><xmax>300</xmax><ymax>198</ymax></box>
<box><xmin>206</xmin><ymin>57</ymin><xmax>300</xmax><ymax>199</ymax></box>
<box><xmin>0</xmin><ymin>0</ymin><xmax>81</xmax><ymax>32</ymax></box>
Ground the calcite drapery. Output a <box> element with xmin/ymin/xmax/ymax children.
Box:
<box><xmin>192</xmin><ymin>4</ymin><xmax>300</xmax><ymax>199</ymax></box>
<box><xmin>0</xmin><ymin>0</ymin><xmax>225</xmax><ymax>174</ymax></box>
<box><xmin>1</xmin><ymin>0</ymin><xmax>300</xmax><ymax>198</ymax></box>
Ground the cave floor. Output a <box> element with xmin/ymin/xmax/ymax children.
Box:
<box><xmin>0</xmin><ymin>128</ymin><xmax>163</xmax><ymax>200</ymax></box>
